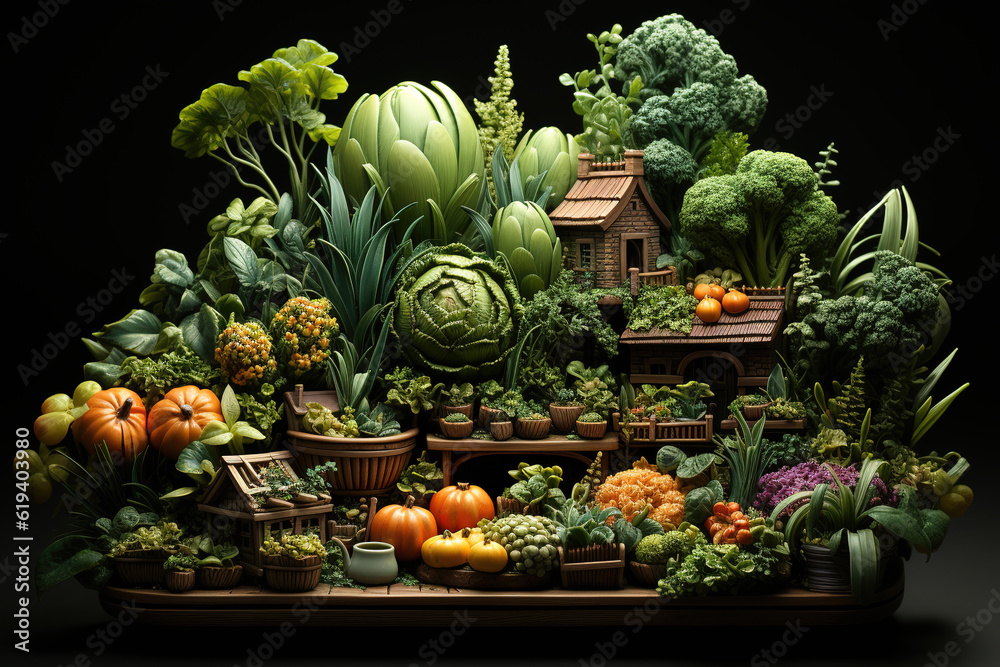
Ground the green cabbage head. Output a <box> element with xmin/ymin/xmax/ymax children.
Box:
<box><xmin>392</xmin><ymin>244</ymin><xmax>523</xmax><ymax>382</ymax></box>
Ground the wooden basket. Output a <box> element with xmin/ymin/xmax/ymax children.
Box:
<box><xmin>197</xmin><ymin>565</ymin><xmax>243</xmax><ymax>590</ymax></box>
<box><xmin>285</xmin><ymin>429</ymin><xmax>417</xmax><ymax>496</ymax></box>
<box><xmin>514</xmin><ymin>418</ymin><xmax>551</xmax><ymax>440</ymax></box>
<box><xmin>164</xmin><ymin>570</ymin><xmax>196</xmax><ymax>593</ymax></box>
<box><xmin>263</xmin><ymin>555</ymin><xmax>323</xmax><ymax>592</ymax></box>
<box><xmin>549</xmin><ymin>404</ymin><xmax>585</xmax><ymax>433</ymax></box>
<box><xmin>495</xmin><ymin>495</ymin><xmax>541</xmax><ymax>517</ymax></box>
<box><xmin>741</xmin><ymin>402</ymin><xmax>773</xmax><ymax>421</ymax></box>
<box><xmin>490</xmin><ymin>420</ymin><xmax>514</xmax><ymax>441</ymax></box>
<box><xmin>558</xmin><ymin>543</ymin><xmax>626</xmax><ymax>589</ymax></box>
<box><xmin>628</xmin><ymin>561</ymin><xmax>666</xmax><ymax>588</ymax></box>
<box><xmin>114</xmin><ymin>550</ymin><xmax>170</xmax><ymax>587</ymax></box>
<box><xmin>439</xmin><ymin>418</ymin><xmax>475</xmax><ymax>439</ymax></box>
<box><xmin>575</xmin><ymin>420</ymin><xmax>608</xmax><ymax>439</ymax></box>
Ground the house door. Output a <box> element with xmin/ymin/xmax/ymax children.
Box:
<box><xmin>683</xmin><ymin>355</ymin><xmax>738</xmax><ymax>418</ymax></box>
<box><xmin>620</xmin><ymin>233</ymin><xmax>650</xmax><ymax>281</ymax></box>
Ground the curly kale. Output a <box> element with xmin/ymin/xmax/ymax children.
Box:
<box><xmin>120</xmin><ymin>346</ymin><xmax>222</xmax><ymax>406</ymax></box>
<box><xmin>678</xmin><ymin>150</ymin><xmax>840</xmax><ymax>287</ymax></box>
<box><xmin>656</xmin><ymin>541</ymin><xmax>786</xmax><ymax>598</ymax></box>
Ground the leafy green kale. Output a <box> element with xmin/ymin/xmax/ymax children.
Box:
<box><xmin>120</xmin><ymin>346</ymin><xmax>222</xmax><ymax>406</ymax></box>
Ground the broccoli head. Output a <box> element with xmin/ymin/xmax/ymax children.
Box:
<box><xmin>634</xmin><ymin>530</ymin><xmax>690</xmax><ymax>564</ymax></box>
<box><xmin>678</xmin><ymin>150</ymin><xmax>840</xmax><ymax>287</ymax></box>
<box><xmin>641</xmin><ymin>138</ymin><xmax>699</xmax><ymax>224</ymax></box>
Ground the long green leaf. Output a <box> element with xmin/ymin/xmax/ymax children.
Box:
<box><xmin>899</xmin><ymin>185</ymin><xmax>919</xmax><ymax>260</ymax></box>
<box><xmin>830</xmin><ymin>191</ymin><xmax>890</xmax><ymax>280</ymax></box>
<box><xmin>911</xmin><ymin>383</ymin><xmax>970</xmax><ymax>444</ymax></box>
<box><xmin>805</xmin><ymin>483</ymin><xmax>829</xmax><ymax>540</ymax></box>
<box><xmin>913</xmin><ymin>348</ymin><xmax>958</xmax><ymax>411</ymax></box>
<box><xmin>847</xmin><ymin>529</ymin><xmax>880</xmax><ymax>604</ymax></box>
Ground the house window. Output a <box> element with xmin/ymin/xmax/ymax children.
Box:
<box><xmin>575</xmin><ymin>238</ymin><xmax>595</xmax><ymax>271</ymax></box>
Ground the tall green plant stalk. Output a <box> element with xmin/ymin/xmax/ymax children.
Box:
<box><xmin>714</xmin><ymin>411</ymin><xmax>776</xmax><ymax>509</ymax></box>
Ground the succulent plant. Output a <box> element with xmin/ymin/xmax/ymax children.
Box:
<box><xmin>492</xmin><ymin>200</ymin><xmax>562</xmax><ymax>300</ymax></box>
<box><xmin>511</xmin><ymin>127</ymin><xmax>580</xmax><ymax>210</ymax></box>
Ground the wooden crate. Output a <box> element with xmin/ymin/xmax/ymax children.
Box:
<box><xmin>558</xmin><ymin>543</ymin><xmax>626</xmax><ymax>589</ymax></box>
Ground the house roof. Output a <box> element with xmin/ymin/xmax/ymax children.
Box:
<box><xmin>199</xmin><ymin>451</ymin><xmax>331</xmax><ymax>517</ymax></box>
<box><xmin>620</xmin><ymin>298</ymin><xmax>785</xmax><ymax>345</ymax></box>
<box><xmin>549</xmin><ymin>151</ymin><xmax>671</xmax><ymax>231</ymax></box>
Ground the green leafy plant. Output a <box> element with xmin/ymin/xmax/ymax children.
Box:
<box><xmin>171</xmin><ymin>38</ymin><xmax>347</xmax><ymax>223</ymax></box>
<box><xmin>395</xmin><ymin>452</ymin><xmax>445</xmax><ymax>499</ymax></box>
<box><xmin>443</xmin><ymin>412</ymin><xmax>471</xmax><ymax>424</ymax></box>
<box><xmin>772</xmin><ymin>458</ymin><xmax>949</xmax><ymax>604</ymax></box>
<box><xmin>261</xmin><ymin>531</ymin><xmax>328</xmax><ymax>560</ymax></box>
<box><xmin>714</xmin><ymin>411</ymin><xmax>778</xmax><ymax>509</ymax></box>
<box><xmin>627</xmin><ymin>283</ymin><xmax>698</xmax><ymax>333</ymax></box>
<box><xmin>474</xmin><ymin>44</ymin><xmax>525</xmax><ymax>199</ymax></box>
<box><xmin>441</xmin><ymin>382</ymin><xmax>475</xmax><ymax>408</ymax></box>
<box><xmin>383</xmin><ymin>366</ymin><xmax>445</xmax><ymax>415</ymax></box>
<box><xmin>195</xmin><ymin>385</ymin><xmax>267</xmax><ymax>455</ymax></box>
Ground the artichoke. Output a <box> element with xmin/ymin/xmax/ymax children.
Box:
<box><xmin>332</xmin><ymin>80</ymin><xmax>485</xmax><ymax>246</ymax></box>
<box><xmin>492</xmin><ymin>201</ymin><xmax>562</xmax><ymax>300</ymax></box>
<box><xmin>391</xmin><ymin>244</ymin><xmax>522</xmax><ymax>382</ymax></box>
<box><xmin>511</xmin><ymin>127</ymin><xmax>580</xmax><ymax>210</ymax></box>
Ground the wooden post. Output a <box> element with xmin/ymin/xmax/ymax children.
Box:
<box><xmin>629</xmin><ymin>267</ymin><xmax>640</xmax><ymax>296</ymax></box>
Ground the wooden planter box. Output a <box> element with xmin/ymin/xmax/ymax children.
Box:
<box><xmin>613</xmin><ymin>412</ymin><xmax>714</xmax><ymax>446</ymax></box>
<box><xmin>558</xmin><ymin>543</ymin><xmax>626</xmax><ymax>589</ymax></box>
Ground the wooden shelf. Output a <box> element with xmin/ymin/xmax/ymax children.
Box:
<box><xmin>97</xmin><ymin>565</ymin><xmax>905</xmax><ymax>627</ymax></box>
<box><xmin>426</xmin><ymin>433</ymin><xmax>618</xmax><ymax>486</ymax></box>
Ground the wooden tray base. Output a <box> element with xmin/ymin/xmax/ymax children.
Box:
<box><xmin>98</xmin><ymin>564</ymin><xmax>905</xmax><ymax>627</ymax></box>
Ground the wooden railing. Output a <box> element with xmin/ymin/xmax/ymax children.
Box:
<box><xmin>629</xmin><ymin>267</ymin><xmax>679</xmax><ymax>295</ymax></box>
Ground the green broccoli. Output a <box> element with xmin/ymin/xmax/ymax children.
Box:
<box><xmin>786</xmin><ymin>251</ymin><xmax>942</xmax><ymax>384</ymax></box>
<box><xmin>614</xmin><ymin>14</ymin><xmax>767</xmax><ymax>226</ymax></box>
<box><xmin>678</xmin><ymin>150</ymin><xmax>840</xmax><ymax>287</ymax></box>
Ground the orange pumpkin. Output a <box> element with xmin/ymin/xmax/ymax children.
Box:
<box><xmin>692</xmin><ymin>283</ymin><xmax>712</xmax><ymax>301</ymax></box>
<box><xmin>429</xmin><ymin>482</ymin><xmax>495</xmax><ymax>532</ymax></box>
<box><xmin>369</xmin><ymin>495</ymin><xmax>438</xmax><ymax>561</ymax></box>
<box><xmin>146</xmin><ymin>386</ymin><xmax>224</xmax><ymax>460</ymax></box>
<box><xmin>722</xmin><ymin>289</ymin><xmax>750</xmax><ymax>314</ymax></box>
<box><xmin>71</xmin><ymin>388</ymin><xmax>148</xmax><ymax>461</ymax></box>
<box><xmin>706</xmin><ymin>283</ymin><xmax>726</xmax><ymax>301</ymax></box>
<box><xmin>695</xmin><ymin>296</ymin><xmax>723</xmax><ymax>324</ymax></box>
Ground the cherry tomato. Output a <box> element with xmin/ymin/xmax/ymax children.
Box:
<box><xmin>733</xmin><ymin>518</ymin><xmax>750</xmax><ymax>531</ymax></box>
<box><xmin>727</xmin><ymin>502</ymin><xmax>741</xmax><ymax>513</ymax></box>
<box><xmin>736</xmin><ymin>529</ymin><xmax>754</xmax><ymax>545</ymax></box>
<box><xmin>713</xmin><ymin>502</ymin><xmax>731</xmax><ymax>517</ymax></box>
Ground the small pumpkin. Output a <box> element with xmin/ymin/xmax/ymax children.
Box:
<box><xmin>368</xmin><ymin>495</ymin><xmax>438</xmax><ymax>562</ymax></box>
<box><xmin>464</xmin><ymin>526</ymin><xmax>486</xmax><ymax>547</ymax></box>
<box><xmin>146</xmin><ymin>386</ymin><xmax>224</xmax><ymax>460</ymax></box>
<box><xmin>421</xmin><ymin>529</ymin><xmax>472</xmax><ymax>568</ymax></box>
<box><xmin>71</xmin><ymin>388</ymin><xmax>148</xmax><ymax>461</ymax></box>
<box><xmin>467</xmin><ymin>538</ymin><xmax>508</xmax><ymax>573</ymax></box>
<box><xmin>429</xmin><ymin>482</ymin><xmax>495</xmax><ymax>532</ymax></box>
<box><xmin>722</xmin><ymin>289</ymin><xmax>750</xmax><ymax>315</ymax></box>
<box><xmin>695</xmin><ymin>297</ymin><xmax>722</xmax><ymax>324</ymax></box>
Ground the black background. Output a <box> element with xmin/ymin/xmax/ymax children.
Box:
<box><xmin>4</xmin><ymin>1</ymin><xmax>999</xmax><ymax>666</ymax></box>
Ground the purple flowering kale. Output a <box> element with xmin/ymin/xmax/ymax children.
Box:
<box><xmin>754</xmin><ymin>461</ymin><xmax>897</xmax><ymax>517</ymax></box>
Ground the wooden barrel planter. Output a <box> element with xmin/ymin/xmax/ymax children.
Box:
<box><xmin>263</xmin><ymin>555</ymin><xmax>323</xmax><ymax>593</ymax></box>
<box><xmin>514</xmin><ymin>418</ymin><xmax>551</xmax><ymax>440</ymax></box>
<box><xmin>558</xmin><ymin>543</ymin><xmax>626</xmax><ymax>589</ymax></box>
<box><xmin>575</xmin><ymin>419</ymin><xmax>608</xmax><ymax>439</ymax></box>
<box><xmin>490</xmin><ymin>420</ymin><xmax>514</xmax><ymax>441</ymax></box>
<box><xmin>285</xmin><ymin>428</ymin><xmax>418</xmax><ymax>496</ymax></box>
<box><xmin>741</xmin><ymin>402</ymin><xmax>773</xmax><ymax>421</ymax></box>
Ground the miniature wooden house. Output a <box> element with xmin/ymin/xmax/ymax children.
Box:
<box><xmin>198</xmin><ymin>451</ymin><xmax>333</xmax><ymax>576</ymax></box>
<box><xmin>549</xmin><ymin>150</ymin><xmax>671</xmax><ymax>289</ymax></box>
<box><xmin>619</xmin><ymin>294</ymin><xmax>785</xmax><ymax>412</ymax></box>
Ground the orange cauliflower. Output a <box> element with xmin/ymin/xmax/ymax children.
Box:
<box><xmin>594</xmin><ymin>458</ymin><xmax>685</xmax><ymax>529</ymax></box>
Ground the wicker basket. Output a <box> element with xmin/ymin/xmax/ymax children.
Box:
<box><xmin>114</xmin><ymin>550</ymin><xmax>170</xmax><ymax>587</ymax></box>
<box><xmin>197</xmin><ymin>565</ymin><xmax>243</xmax><ymax>589</ymax></box>
<box><xmin>263</xmin><ymin>554</ymin><xmax>323</xmax><ymax>592</ymax></box>
<box><xmin>558</xmin><ymin>543</ymin><xmax>626</xmax><ymax>589</ymax></box>
<box><xmin>164</xmin><ymin>570</ymin><xmax>196</xmax><ymax>593</ymax></box>
<box><xmin>549</xmin><ymin>404</ymin><xmax>585</xmax><ymax>433</ymax></box>
<box><xmin>514</xmin><ymin>418</ymin><xmax>551</xmax><ymax>440</ymax></box>
<box><xmin>628</xmin><ymin>561</ymin><xmax>666</xmax><ymax>588</ymax></box>
<box><xmin>285</xmin><ymin>428</ymin><xmax>418</xmax><ymax>496</ymax></box>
